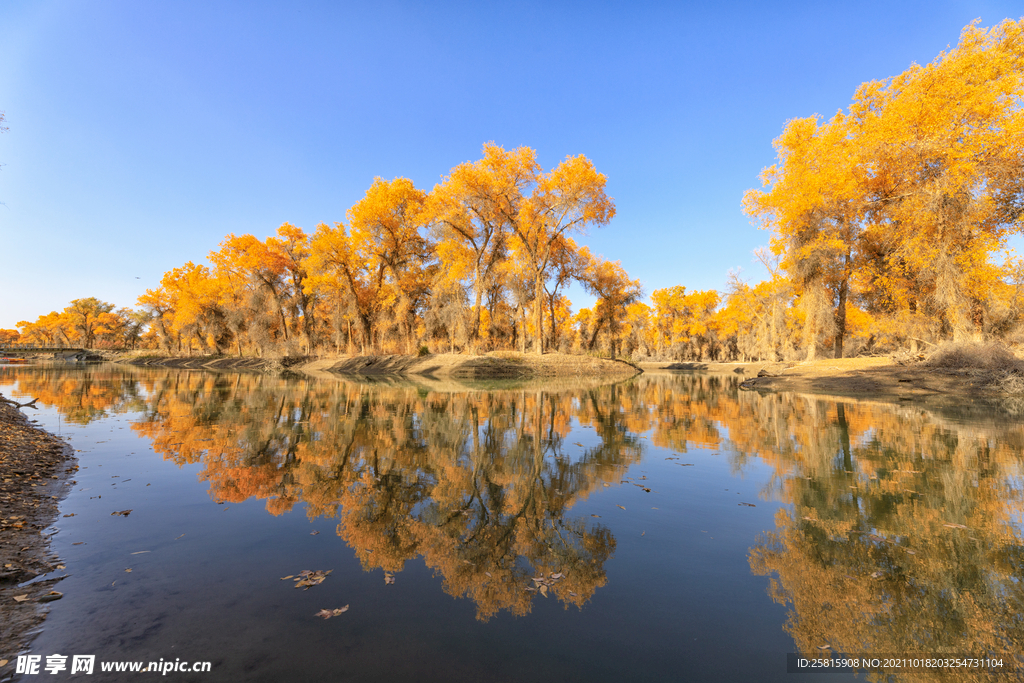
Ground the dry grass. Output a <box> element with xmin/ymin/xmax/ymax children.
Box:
<box><xmin>925</xmin><ymin>341</ymin><xmax>1022</xmax><ymax>371</ymax></box>
<box><xmin>925</xmin><ymin>341</ymin><xmax>1024</xmax><ymax>395</ymax></box>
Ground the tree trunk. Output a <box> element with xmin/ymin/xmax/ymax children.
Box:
<box><xmin>533</xmin><ymin>275</ymin><xmax>544</xmax><ymax>353</ymax></box>
<box><xmin>833</xmin><ymin>277</ymin><xmax>848</xmax><ymax>359</ymax></box>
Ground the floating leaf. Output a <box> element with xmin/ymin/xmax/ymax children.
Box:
<box><xmin>111</xmin><ymin>509</ymin><xmax>132</xmax><ymax>517</ymax></box>
<box><xmin>738</xmin><ymin>502</ymin><xmax>756</xmax><ymax>507</ymax></box>
<box><xmin>817</xmin><ymin>645</ymin><xmax>831</xmax><ymax>650</ymax></box>
<box><xmin>280</xmin><ymin>575</ymin><xmax>294</xmax><ymax>580</ymax></box>
<box><xmin>39</xmin><ymin>591</ymin><xmax>62</xmax><ymax>603</ymax></box>
<box><xmin>310</xmin><ymin>531</ymin><xmax>319</xmax><ymax>535</ymax></box>
<box><xmin>943</xmin><ymin>523</ymin><xmax>968</xmax><ymax>530</ymax></box>
<box><xmin>130</xmin><ymin>551</ymin><xmax>150</xmax><ymax>555</ymax></box>
<box><xmin>384</xmin><ymin>572</ymin><xmax>395</xmax><ymax>585</ymax></box>
<box><xmin>590</xmin><ymin>514</ymin><xmax>601</xmax><ymax>518</ymax></box>
<box><xmin>616</xmin><ymin>505</ymin><xmax>626</xmax><ymax>510</ymax></box>
<box><xmin>13</xmin><ymin>594</ymin><xmax>29</xmax><ymax>602</ymax></box>
<box><xmin>125</xmin><ymin>568</ymin><xmax>132</xmax><ymax>573</ymax></box>
<box><xmin>539</xmin><ymin>585</ymin><xmax>548</xmax><ymax>597</ymax></box>
<box><xmin>293</xmin><ymin>569</ymin><xmax>332</xmax><ymax>589</ymax></box>
<box><xmin>316</xmin><ymin>606</ymin><xmax>349</xmax><ymax>619</ymax></box>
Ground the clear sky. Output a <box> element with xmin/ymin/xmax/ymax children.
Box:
<box><xmin>1</xmin><ymin>0</ymin><xmax>1020</xmax><ymax>329</ymax></box>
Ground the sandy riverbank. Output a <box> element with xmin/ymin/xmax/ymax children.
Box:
<box><xmin>116</xmin><ymin>351</ymin><xmax>643</xmax><ymax>380</ymax></box>
<box><xmin>643</xmin><ymin>347</ymin><xmax>1024</xmax><ymax>405</ymax></box>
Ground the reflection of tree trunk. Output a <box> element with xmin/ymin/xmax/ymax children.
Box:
<box><xmin>836</xmin><ymin>403</ymin><xmax>852</xmax><ymax>471</ymax></box>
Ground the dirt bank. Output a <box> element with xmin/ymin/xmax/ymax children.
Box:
<box><xmin>0</xmin><ymin>397</ymin><xmax>75</xmax><ymax>672</ymax></box>
<box><xmin>115</xmin><ymin>352</ymin><xmax>642</xmax><ymax>380</ymax></box>
<box><xmin>304</xmin><ymin>352</ymin><xmax>641</xmax><ymax>379</ymax></box>
<box><xmin>646</xmin><ymin>354</ymin><xmax>1024</xmax><ymax>405</ymax></box>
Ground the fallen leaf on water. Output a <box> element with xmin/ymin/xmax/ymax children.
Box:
<box><xmin>280</xmin><ymin>575</ymin><xmax>294</xmax><ymax>580</ymax></box>
<box><xmin>72</xmin><ymin>542</ymin><xmax>85</xmax><ymax>546</ymax></box>
<box><xmin>111</xmin><ymin>509</ymin><xmax>132</xmax><ymax>517</ymax></box>
<box><xmin>870</xmin><ymin>571</ymin><xmax>884</xmax><ymax>579</ymax></box>
<box><xmin>616</xmin><ymin>505</ymin><xmax>626</xmax><ymax>510</ymax></box>
<box><xmin>175</xmin><ymin>534</ymin><xmax>185</xmax><ymax>540</ymax></box>
<box><xmin>13</xmin><ymin>595</ymin><xmax>29</xmax><ymax>602</ymax></box>
<box><xmin>310</xmin><ymin>531</ymin><xmax>319</xmax><ymax>535</ymax></box>
<box><xmin>131</xmin><ymin>551</ymin><xmax>150</xmax><ymax>555</ymax></box>
<box><xmin>125</xmin><ymin>568</ymin><xmax>132</xmax><ymax>573</ymax></box>
<box><xmin>384</xmin><ymin>572</ymin><xmax>395</xmax><ymax>585</ymax></box>
<box><xmin>590</xmin><ymin>514</ymin><xmax>601</xmax><ymax>518</ymax></box>
<box><xmin>906</xmin><ymin>549</ymin><xmax>916</xmax><ymax>555</ymax></box>
<box><xmin>602</xmin><ymin>483</ymin><xmax>610</xmax><ymax>487</ymax></box>
<box><xmin>484</xmin><ymin>572</ymin><xmax>492</xmax><ymax>578</ymax></box>
<box><xmin>62</xmin><ymin>513</ymin><xmax>75</xmax><ymax>518</ymax></box>
<box><xmin>0</xmin><ymin>659</ymin><xmax>8</xmax><ymax>667</ymax></box>
<box><xmin>294</xmin><ymin>570</ymin><xmax>332</xmax><ymax>589</ymax></box>
<box><xmin>550</xmin><ymin>573</ymin><xmax>563</xmax><ymax>580</ymax></box>
<box><xmin>817</xmin><ymin>645</ymin><xmax>831</xmax><ymax>650</ymax></box>
<box><xmin>316</xmin><ymin>606</ymin><xmax>349</xmax><ymax>619</ymax></box>
<box><xmin>39</xmin><ymin>591</ymin><xmax>62</xmax><ymax>603</ymax></box>
<box><xmin>538</xmin><ymin>585</ymin><xmax>548</xmax><ymax>597</ymax></box>
<box><xmin>677</xmin><ymin>463</ymin><xmax>694</xmax><ymax>466</ymax></box>
<box><xmin>943</xmin><ymin>523</ymin><xmax>969</xmax><ymax>530</ymax></box>
<box><xmin>738</xmin><ymin>502</ymin><xmax>756</xmax><ymax>507</ymax></box>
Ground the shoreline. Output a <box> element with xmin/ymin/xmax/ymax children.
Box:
<box><xmin>0</xmin><ymin>398</ymin><xmax>76</xmax><ymax>670</ymax></box>
<box><xmin>643</xmin><ymin>356</ymin><xmax>1024</xmax><ymax>407</ymax></box>
<box><xmin>113</xmin><ymin>351</ymin><xmax>643</xmax><ymax>380</ymax></box>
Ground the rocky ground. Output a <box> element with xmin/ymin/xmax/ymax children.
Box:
<box><xmin>0</xmin><ymin>396</ymin><xmax>75</xmax><ymax>674</ymax></box>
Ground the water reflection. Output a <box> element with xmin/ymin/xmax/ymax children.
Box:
<box><xmin>742</xmin><ymin>398</ymin><xmax>1024</xmax><ymax>678</ymax></box>
<box><xmin>5</xmin><ymin>363</ymin><xmax>1024</xmax><ymax>673</ymax></box>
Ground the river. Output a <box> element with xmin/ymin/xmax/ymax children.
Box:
<box><xmin>2</xmin><ymin>364</ymin><xmax>1021</xmax><ymax>682</ymax></box>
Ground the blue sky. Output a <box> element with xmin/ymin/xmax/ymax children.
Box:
<box><xmin>1</xmin><ymin>0</ymin><xmax>1020</xmax><ymax>329</ymax></box>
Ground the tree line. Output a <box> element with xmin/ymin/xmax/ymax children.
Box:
<box><xmin>8</xmin><ymin>20</ymin><xmax>1024</xmax><ymax>361</ymax></box>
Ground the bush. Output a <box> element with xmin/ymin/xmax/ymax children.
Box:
<box><xmin>417</xmin><ymin>345</ymin><xmax>430</xmax><ymax>357</ymax></box>
<box><xmin>925</xmin><ymin>341</ymin><xmax>1022</xmax><ymax>371</ymax></box>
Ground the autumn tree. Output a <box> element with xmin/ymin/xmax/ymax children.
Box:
<box><xmin>578</xmin><ymin>250</ymin><xmax>643</xmax><ymax>355</ymax></box>
<box><xmin>347</xmin><ymin>178</ymin><xmax>434</xmax><ymax>353</ymax></box>
<box><xmin>518</xmin><ymin>154</ymin><xmax>616</xmax><ymax>352</ymax></box>
<box><xmin>425</xmin><ymin>144</ymin><xmax>536</xmax><ymax>347</ymax></box>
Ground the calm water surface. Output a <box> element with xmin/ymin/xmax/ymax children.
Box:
<box><xmin>2</xmin><ymin>364</ymin><xmax>1022</xmax><ymax>682</ymax></box>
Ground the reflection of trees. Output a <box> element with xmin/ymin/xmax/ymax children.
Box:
<box><xmin>128</xmin><ymin>373</ymin><xmax>638</xmax><ymax>620</ymax></box>
<box><xmin>12</xmin><ymin>362</ymin><xmax>1024</xmax><ymax>655</ymax></box>
<box><xmin>734</xmin><ymin>395</ymin><xmax>1024</xmax><ymax>681</ymax></box>
<box><xmin>2</xmin><ymin>365</ymin><xmax>149</xmax><ymax>424</ymax></box>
